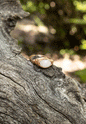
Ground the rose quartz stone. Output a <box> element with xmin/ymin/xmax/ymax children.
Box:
<box><xmin>40</xmin><ymin>59</ymin><xmax>51</xmax><ymax>68</ymax></box>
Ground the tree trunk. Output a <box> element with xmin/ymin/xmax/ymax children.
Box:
<box><xmin>0</xmin><ymin>0</ymin><xmax>86</xmax><ymax>124</ymax></box>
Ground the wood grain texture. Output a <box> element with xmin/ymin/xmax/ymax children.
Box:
<box><xmin>0</xmin><ymin>0</ymin><xmax>86</xmax><ymax>124</ymax></box>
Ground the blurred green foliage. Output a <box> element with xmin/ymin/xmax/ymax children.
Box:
<box><xmin>75</xmin><ymin>69</ymin><xmax>86</xmax><ymax>83</ymax></box>
<box><xmin>34</xmin><ymin>16</ymin><xmax>44</xmax><ymax>26</ymax></box>
<box><xmin>69</xmin><ymin>18</ymin><xmax>86</xmax><ymax>25</ymax></box>
<box><xmin>22</xmin><ymin>0</ymin><xmax>50</xmax><ymax>14</ymax></box>
<box><xmin>69</xmin><ymin>0</ymin><xmax>86</xmax><ymax>50</ymax></box>
<box><xmin>20</xmin><ymin>0</ymin><xmax>86</xmax><ymax>51</ymax></box>
<box><xmin>80</xmin><ymin>39</ymin><xmax>86</xmax><ymax>49</ymax></box>
<box><xmin>60</xmin><ymin>49</ymin><xmax>75</xmax><ymax>55</ymax></box>
<box><xmin>73</xmin><ymin>1</ymin><xmax>86</xmax><ymax>12</ymax></box>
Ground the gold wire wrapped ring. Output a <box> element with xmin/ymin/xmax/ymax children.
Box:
<box><xmin>29</xmin><ymin>54</ymin><xmax>53</xmax><ymax>68</ymax></box>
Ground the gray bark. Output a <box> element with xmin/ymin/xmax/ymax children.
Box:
<box><xmin>0</xmin><ymin>0</ymin><xmax>86</xmax><ymax>124</ymax></box>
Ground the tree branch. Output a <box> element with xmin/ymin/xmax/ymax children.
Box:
<box><xmin>0</xmin><ymin>0</ymin><xmax>86</xmax><ymax>124</ymax></box>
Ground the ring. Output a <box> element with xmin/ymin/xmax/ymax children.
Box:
<box><xmin>29</xmin><ymin>54</ymin><xmax>53</xmax><ymax>68</ymax></box>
